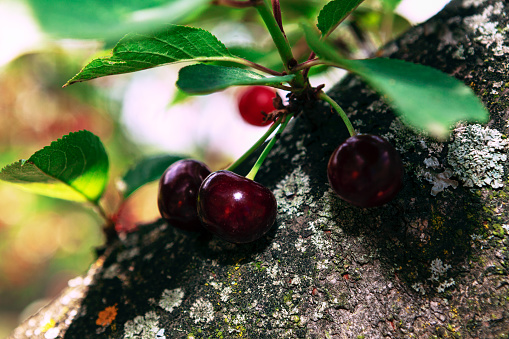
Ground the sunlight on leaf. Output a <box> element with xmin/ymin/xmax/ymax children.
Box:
<box><xmin>65</xmin><ymin>25</ymin><xmax>240</xmax><ymax>86</ymax></box>
<box><xmin>0</xmin><ymin>131</ymin><xmax>109</xmax><ymax>203</ymax></box>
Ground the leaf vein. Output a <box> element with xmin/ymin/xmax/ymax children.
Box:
<box><xmin>140</xmin><ymin>34</ymin><xmax>197</xmax><ymax>59</ymax></box>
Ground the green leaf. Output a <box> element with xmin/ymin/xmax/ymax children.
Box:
<box><xmin>352</xmin><ymin>7</ymin><xmax>412</xmax><ymax>39</ymax></box>
<box><xmin>170</xmin><ymin>88</ymin><xmax>191</xmax><ymax>106</ymax></box>
<box><xmin>343</xmin><ymin>58</ymin><xmax>489</xmax><ymax>136</ymax></box>
<box><xmin>303</xmin><ymin>23</ymin><xmax>348</xmax><ymax>62</ymax></box>
<box><xmin>26</xmin><ymin>0</ymin><xmax>210</xmax><ymax>41</ymax></box>
<box><xmin>380</xmin><ymin>0</ymin><xmax>402</xmax><ymax>11</ymax></box>
<box><xmin>317</xmin><ymin>0</ymin><xmax>365</xmax><ymax>37</ymax></box>
<box><xmin>176</xmin><ymin>64</ymin><xmax>295</xmax><ymax>94</ymax></box>
<box><xmin>119</xmin><ymin>154</ymin><xmax>185</xmax><ymax>198</ymax></box>
<box><xmin>65</xmin><ymin>25</ymin><xmax>240</xmax><ymax>86</ymax></box>
<box><xmin>303</xmin><ymin>24</ymin><xmax>489</xmax><ymax>138</ymax></box>
<box><xmin>0</xmin><ymin>131</ymin><xmax>109</xmax><ymax>202</ymax></box>
<box><xmin>281</xmin><ymin>1</ymin><xmax>322</xmax><ymax>20</ymax></box>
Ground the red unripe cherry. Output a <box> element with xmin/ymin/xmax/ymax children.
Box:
<box><xmin>327</xmin><ymin>134</ymin><xmax>403</xmax><ymax>208</ymax></box>
<box><xmin>158</xmin><ymin>159</ymin><xmax>211</xmax><ymax>232</ymax></box>
<box><xmin>197</xmin><ymin>170</ymin><xmax>277</xmax><ymax>243</ymax></box>
<box><xmin>237</xmin><ymin>86</ymin><xmax>277</xmax><ymax>126</ymax></box>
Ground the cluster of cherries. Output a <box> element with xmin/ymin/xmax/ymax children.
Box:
<box><xmin>157</xmin><ymin>86</ymin><xmax>403</xmax><ymax>244</ymax></box>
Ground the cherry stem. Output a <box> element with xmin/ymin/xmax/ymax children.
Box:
<box><xmin>94</xmin><ymin>201</ymin><xmax>119</xmax><ymax>245</ymax></box>
<box><xmin>246</xmin><ymin>114</ymin><xmax>291</xmax><ymax>181</ymax></box>
<box><xmin>227</xmin><ymin>118</ymin><xmax>282</xmax><ymax>172</ymax></box>
<box><xmin>213</xmin><ymin>0</ymin><xmax>260</xmax><ymax>8</ymax></box>
<box><xmin>318</xmin><ymin>91</ymin><xmax>356</xmax><ymax>137</ymax></box>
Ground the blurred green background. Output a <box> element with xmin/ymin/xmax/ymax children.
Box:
<box><xmin>0</xmin><ymin>0</ymin><xmax>450</xmax><ymax>336</ymax></box>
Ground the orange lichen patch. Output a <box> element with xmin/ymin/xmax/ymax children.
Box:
<box><xmin>94</xmin><ymin>255</ymin><xmax>106</xmax><ymax>268</ymax></box>
<box><xmin>96</xmin><ymin>304</ymin><xmax>118</xmax><ymax>327</ymax></box>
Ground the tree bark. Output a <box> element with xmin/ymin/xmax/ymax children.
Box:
<box><xmin>10</xmin><ymin>0</ymin><xmax>509</xmax><ymax>338</ymax></box>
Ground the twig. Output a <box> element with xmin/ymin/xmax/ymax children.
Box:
<box><xmin>213</xmin><ymin>0</ymin><xmax>260</xmax><ymax>8</ymax></box>
<box><xmin>271</xmin><ymin>0</ymin><xmax>285</xmax><ymax>37</ymax></box>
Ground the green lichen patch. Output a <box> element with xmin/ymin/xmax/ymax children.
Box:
<box><xmin>448</xmin><ymin>124</ymin><xmax>508</xmax><ymax>189</ymax></box>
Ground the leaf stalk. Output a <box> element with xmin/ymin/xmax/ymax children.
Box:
<box><xmin>294</xmin><ymin>57</ymin><xmax>326</xmax><ymax>72</ymax></box>
<box><xmin>94</xmin><ymin>202</ymin><xmax>119</xmax><ymax>245</ymax></box>
<box><xmin>237</xmin><ymin>58</ymin><xmax>283</xmax><ymax>76</ymax></box>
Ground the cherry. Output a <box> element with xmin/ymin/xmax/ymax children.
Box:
<box><xmin>197</xmin><ymin>170</ymin><xmax>277</xmax><ymax>243</ymax></box>
<box><xmin>157</xmin><ymin>159</ymin><xmax>211</xmax><ymax>232</ymax></box>
<box><xmin>237</xmin><ymin>86</ymin><xmax>277</xmax><ymax>126</ymax></box>
<box><xmin>327</xmin><ymin>134</ymin><xmax>403</xmax><ymax>208</ymax></box>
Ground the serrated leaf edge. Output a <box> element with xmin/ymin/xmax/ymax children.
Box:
<box><xmin>0</xmin><ymin>130</ymin><xmax>108</xmax><ymax>203</ymax></box>
<box><xmin>317</xmin><ymin>0</ymin><xmax>365</xmax><ymax>37</ymax></box>
<box><xmin>64</xmin><ymin>25</ymin><xmax>240</xmax><ymax>87</ymax></box>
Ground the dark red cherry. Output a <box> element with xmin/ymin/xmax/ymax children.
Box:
<box><xmin>197</xmin><ymin>170</ymin><xmax>277</xmax><ymax>243</ymax></box>
<box><xmin>237</xmin><ymin>86</ymin><xmax>277</xmax><ymax>126</ymax></box>
<box><xmin>327</xmin><ymin>134</ymin><xmax>403</xmax><ymax>208</ymax></box>
<box><xmin>158</xmin><ymin>159</ymin><xmax>211</xmax><ymax>232</ymax></box>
